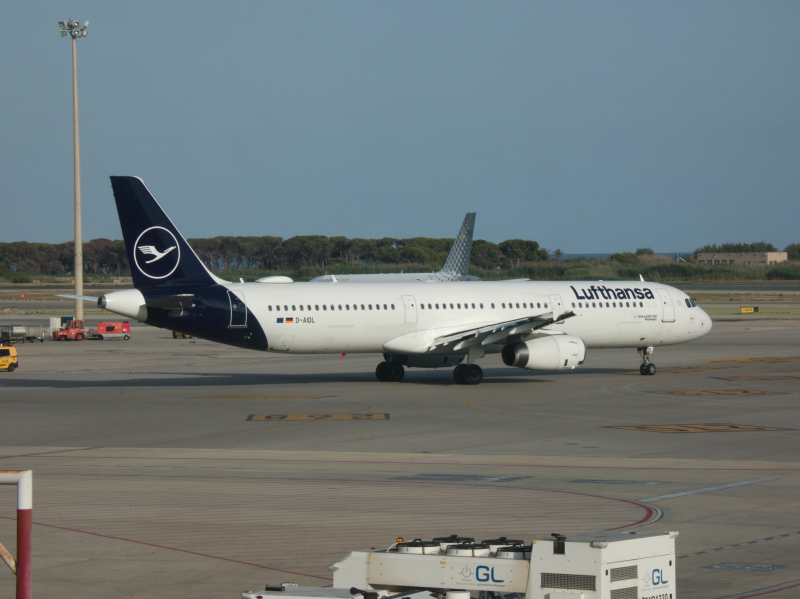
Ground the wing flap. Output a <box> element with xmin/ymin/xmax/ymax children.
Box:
<box><xmin>430</xmin><ymin>311</ymin><xmax>577</xmax><ymax>352</ymax></box>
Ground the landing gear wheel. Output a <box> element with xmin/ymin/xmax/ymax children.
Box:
<box><xmin>645</xmin><ymin>363</ymin><xmax>656</xmax><ymax>376</ymax></box>
<box><xmin>376</xmin><ymin>362</ymin><xmax>389</xmax><ymax>382</ymax></box>
<box><xmin>387</xmin><ymin>363</ymin><xmax>405</xmax><ymax>382</ymax></box>
<box><xmin>453</xmin><ymin>363</ymin><xmax>467</xmax><ymax>384</ymax></box>
<box><xmin>463</xmin><ymin>364</ymin><xmax>483</xmax><ymax>385</ymax></box>
<box><xmin>376</xmin><ymin>361</ymin><xmax>404</xmax><ymax>382</ymax></box>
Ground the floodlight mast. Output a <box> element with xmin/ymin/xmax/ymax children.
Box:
<box><xmin>58</xmin><ymin>19</ymin><xmax>89</xmax><ymax>321</ymax></box>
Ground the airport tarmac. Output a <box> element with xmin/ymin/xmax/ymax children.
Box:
<box><xmin>1</xmin><ymin>302</ymin><xmax>799</xmax><ymax>598</ymax></box>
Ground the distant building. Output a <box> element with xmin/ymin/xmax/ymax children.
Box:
<box><xmin>697</xmin><ymin>252</ymin><xmax>787</xmax><ymax>266</ymax></box>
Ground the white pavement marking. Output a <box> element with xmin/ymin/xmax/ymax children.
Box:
<box><xmin>640</xmin><ymin>478</ymin><xmax>776</xmax><ymax>502</ymax></box>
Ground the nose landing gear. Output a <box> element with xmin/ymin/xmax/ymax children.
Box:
<box><xmin>638</xmin><ymin>346</ymin><xmax>656</xmax><ymax>375</ymax></box>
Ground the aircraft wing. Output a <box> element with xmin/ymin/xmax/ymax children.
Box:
<box><xmin>428</xmin><ymin>310</ymin><xmax>577</xmax><ymax>353</ymax></box>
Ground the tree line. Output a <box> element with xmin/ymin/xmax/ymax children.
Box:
<box><xmin>2</xmin><ymin>236</ymin><xmax>797</xmax><ymax>280</ymax></box>
<box><xmin>0</xmin><ymin>235</ymin><xmax>549</xmax><ymax>277</ymax></box>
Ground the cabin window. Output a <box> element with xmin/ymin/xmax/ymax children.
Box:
<box><xmin>291</xmin><ymin>305</ymin><xmax>296</xmax><ymax>311</ymax></box>
<box><xmin>502</xmin><ymin>303</ymin><xmax>506</xmax><ymax>308</ymax></box>
<box><xmin>391</xmin><ymin>304</ymin><xmax>395</xmax><ymax>309</ymax></box>
<box><xmin>442</xmin><ymin>304</ymin><xmax>446</xmax><ymax>310</ymax></box>
<box><xmin>323</xmin><ymin>305</ymin><xmax>327</xmax><ymax>310</ymax></box>
<box><xmin>428</xmin><ymin>303</ymin><xmax>432</xmax><ymax>309</ymax></box>
<box><xmin>516</xmin><ymin>303</ymin><xmax>520</xmax><ymax>308</ymax></box>
<box><xmin>471</xmin><ymin>303</ymin><xmax>475</xmax><ymax>309</ymax></box>
<box><xmin>435</xmin><ymin>303</ymin><xmax>440</xmax><ymax>309</ymax></box>
<box><xmin>376</xmin><ymin>304</ymin><xmax>381</xmax><ymax>310</ymax></box>
<box><xmin>592</xmin><ymin>302</ymin><xmax>596</xmax><ymax>308</ymax></box>
<box><xmin>346</xmin><ymin>305</ymin><xmax>350</xmax><ymax>310</ymax></box>
<box><xmin>369</xmin><ymin>304</ymin><xmax>373</xmax><ymax>310</ymax></box>
<box><xmin>544</xmin><ymin>303</ymin><xmax>548</xmax><ymax>308</ymax></box>
<box><xmin>300</xmin><ymin>305</ymin><xmax>304</xmax><ymax>311</ymax></box>
<box><xmin>268</xmin><ymin>305</ymin><xmax>273</xmax><ymax>311</ymax></box>
<box><xmin>450</xmin><ymin>303</ymin><xmax>454</xmax><ymax>309</ymax></box>
<box><xmin>384</xmin><ymin>304</ymin><xmax>388</xmax><ymax>310</ymax></box>
<box><xmin>315</xmin><ymin>305</ymin><xmax>319</xmax><ymax>310</ymax></box>
<box><xmin>338</xmin><ymin>305</ymin><xmax>342</xmax><ymax>310</ymax></box>
<box><xmin>640</xmin><ymin>302</ymin><xmax>644</xmax><ymax>307</ymax></box>
<box><xmin>480</xmin><ymin>303</ymin><xmax>484</xmax><ymax>308</ymax></box>
<box><xmin>276</xmin><ymin>305</ymin><xmax>281</xmax><ymax>311</ymax></box>
<box><xmin>491</xmin><ymin>303</ymin><xmax>495</xmax><ymax>308</ymax></box>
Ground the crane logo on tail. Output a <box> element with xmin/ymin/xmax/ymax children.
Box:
<box><xmin>139</xmin><ymin>245</ymin><xmax>176</xmax><ymax>264</ymax></box>
<box><xmin>133</xmin><ymin>226</ymin><xmax>181</xmax><ymax>279</ymax></box>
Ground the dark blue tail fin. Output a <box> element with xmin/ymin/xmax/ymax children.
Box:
<box><xmin>110</xmin><ymin>176</ymin><xmax>221</xmax><ymax>290</ymax></box>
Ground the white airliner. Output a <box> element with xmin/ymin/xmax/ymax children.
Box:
<box><xmin>92</xmin><ymin>177</ymin><xmax>712</xmax><ymax>385</ymax></box>
<box><xmin>309</xmin><ymin>213</ymin><xmax>479</xmax><ymax>283</ymax></box>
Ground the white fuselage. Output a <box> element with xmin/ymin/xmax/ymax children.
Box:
<box><xmin>215</xmin><ymin>279</ymin><xmax>711</xmax><ymax>355</ymax></box>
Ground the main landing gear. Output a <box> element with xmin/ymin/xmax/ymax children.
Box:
<box><xmin>453</xmin><ymin>363</ymin><xmax>483</xmax><ymax>385</ymax></box>
<box><xmin>638</xmin><ymin>346</ymin><xmax>656</xmax><ymax>376</ymax></box>
<box><xmin>375</xmin><ymin>360</ymin><xmax>484</xmax><ymax>384</ymax></box>
<box><xmin>376</xmin><ymin>361</ymin><xmax>405</xmax><ymax>382</ymax></box>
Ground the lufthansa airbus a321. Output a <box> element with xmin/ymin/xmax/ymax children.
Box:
<box><xmin>84</xmin><ymin>176</ymin><xmax>711</xmax><ymax>385</ymax></box>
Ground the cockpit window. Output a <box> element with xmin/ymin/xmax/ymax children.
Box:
<box><xmin>685</xmin><ymin>297</ymin><xmax>698</xmax><ymax>308</ymax></box>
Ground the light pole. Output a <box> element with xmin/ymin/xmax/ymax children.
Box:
<box><xmin>58</xmin><ymin>19</ymin><xmax>88</xmax><ymax>321</ymax></box>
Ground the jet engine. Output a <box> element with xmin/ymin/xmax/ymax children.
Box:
<box><xmin>501</xmin><ymin>335</ymin><xmax>586</xmax><ymax>371</ymax></box>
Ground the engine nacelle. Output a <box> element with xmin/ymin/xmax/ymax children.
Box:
<box><xmin>501</xmin><ymin>335</ymin><xmax>586</xmax><ymax>371</ymax></box>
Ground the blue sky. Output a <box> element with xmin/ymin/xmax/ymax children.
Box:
<box><xmin>2</xmin><ymin>2</ymin><xmax>799</xmax><ymax>253</ymax></box>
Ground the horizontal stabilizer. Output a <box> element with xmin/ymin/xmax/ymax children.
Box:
<box><xmin>57</xmin><ymin>294</ymin><xmax>99</xmax><ymax>302</ymax></box>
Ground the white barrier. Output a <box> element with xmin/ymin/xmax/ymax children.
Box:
<box><xmin>0</xmin><ymin>470</ymin><xmax>32</xmax><ymax>599</ymax></box>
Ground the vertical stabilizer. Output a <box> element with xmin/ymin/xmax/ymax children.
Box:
<box><xmin>110</xmin><ymin>176</ymin><xmax>224</xmax><ymax>290</ymax></box>
<box><xmin>438</xmin><ymin>212</ymin><xmax>475</xmax><ymax>280</ymax></box>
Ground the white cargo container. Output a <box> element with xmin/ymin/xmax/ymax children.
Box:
<box><xmin>241</xmin><ymin>531</ymin><xmax>677</xmax><ymax>599</ymax></box>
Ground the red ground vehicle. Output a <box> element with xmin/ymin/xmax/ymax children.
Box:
<box><xmin>53</xmin><ymin>321</ymin><xmax>131</xmax><ymax>341</ymax></box>
<box><xmin>89</xmin><ymin>322</ymin><xmax>131</xmax><ymax>340</ymax></box>
<box><xmin>53</xmin><ymin>319</ymin><xmax>86</xmax><ymax>341</ymax></box>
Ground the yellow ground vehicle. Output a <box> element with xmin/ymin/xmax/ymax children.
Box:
<box><xmin>0</xmin><ymin>344</ymin><xmax>18</xmax><ymax>372</ymax></box>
